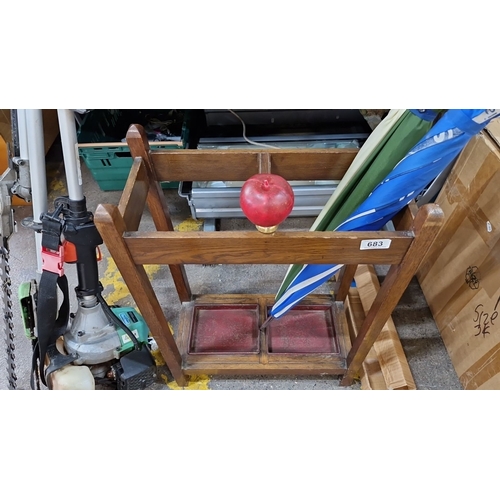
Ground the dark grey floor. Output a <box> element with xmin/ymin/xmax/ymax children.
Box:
<box><xmin>0</xmin><ymin>144</ymin><xmax>462</xmax><ymax>390</ymax></box>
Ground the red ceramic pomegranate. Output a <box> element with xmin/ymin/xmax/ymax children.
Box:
<box><xmin>240</xmin><ymin>174</ymin><xmax>294</xmax><ymax>233</ymax></box>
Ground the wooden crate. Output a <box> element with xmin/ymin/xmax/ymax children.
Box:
<box><xmin>418</xmin><ymin>119</ymin><xmax>500</xmax><ymax>389</ymax></box>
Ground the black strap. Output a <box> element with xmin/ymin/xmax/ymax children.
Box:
<box><xmin>31</xmin><ymin>271</ymin><xmax>70</xmax><ymax>388</ymax></box>
<box><xmin>41</xmin><ymin>216</ymin><xmax>64</xmax><ymax>251</ymax></box>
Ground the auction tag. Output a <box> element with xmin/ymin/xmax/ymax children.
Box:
<box><xmin>360</xmin><ymin>239</ymin><xmax>392</xmax><ymax>250</ymax></box>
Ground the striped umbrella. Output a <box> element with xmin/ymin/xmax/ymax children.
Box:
<box><xmin>270</xmin><ymin>109</ymin><xmax>500</xmax><ymax>320</ymax></box>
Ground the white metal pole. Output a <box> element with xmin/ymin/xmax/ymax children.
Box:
<box><xmin>57</xmin><ymin>109</ymin><xmax>84</xmax><ymax>201</ymax></box>
<box><xmin>14</xmin><ymin>109</ymin><xmax>32</xmax><ymax>201</ymax></box>
<box><xmin>17</xmin><ymin>109</ymin><xmax>29</xmax><ymax>160</ymax></box>
<box><xmin>25</xmin><ymin>109</ymin><xmax>48</xmax><ymax>273</ymax></box>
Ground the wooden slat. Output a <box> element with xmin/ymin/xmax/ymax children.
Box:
<box><xmin>118</xmin><ymin>157</ymin><xmax>148</xmax><ymax>231</ymax></box>
<box><xmin>346</xmin><ymin>290</ymin><xmax>387</xmax><ymax>390</ymax></box>
<box><xmin>183</xmin><ymin>364</ymin><xmax>345</xmax><ymax>377</ymax></box>
<box><xmin>271</xmin><ymin>150</ymin><xmax>357</xmax><ymax>181</ymax></box>
<box><xmin>485</xmin><ymin>118</ymin><xmax>500</xmax><ymax>148</ymax></box>
<box><xmin>78</xmin><ymin>141</ymin><xmax>183</xmax><ymax>148</ymax></box>
<box><xmin>258</xmin><ymin>152</ymin><xmax>272</xmax><ymax>174</ymax></box>
<box><xmin>183</xmin><ymin>364</ymin><xmax>346</xmax><ymax>376</ymax></box>
<box><xmin>258</xmin><ymin>296</ymin><xmax>269</xmax><ymax>365</ymax></box>
<box><xmin>335</xmin><ymin>264</ymin><xmax>358</xmax><ymax>302</ymax></box>
<box><xmin>332</xmin><ymin>301</ymin><xmax>353</xmax><ymax>365</ymax></box>
<box><xmin>124</xmin><ymin>231</ymin><xmax>414</xmax><ymax>265</ymax></box>
<box><xmin>177</xmin><ymin>299</ymin><xmax>193</xmax><ymax>365</ymax></box>
<box><xmin>392</xmin><ymin>201</ymin><xmax>418</xmax><ymax>231</ymax></box>
<box><xmin>355</xmin><ymin>265</ymin><xmax>416</xmax><ymax>390</ymax></box>
<box><xmin>152</xmin><ymin>150</ymin><xmax>261</xmax><ymax>181</ymax></box>
<box><xmin>149</xmin><ymin>148</ymin><xmax>356</xmax><ymax>182</ymax></box>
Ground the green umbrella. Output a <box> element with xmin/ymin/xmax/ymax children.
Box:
<box><xmin>310</xmin><ymin>109</ymin><xmax>405</xmax><ymax>231</ymax></box>
<box><xmin>276</xmin><ymin>109</ymin><xmax>441</xmax><ymax>299</ymax></box>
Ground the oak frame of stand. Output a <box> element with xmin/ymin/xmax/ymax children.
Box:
<box><xmin>94</xmin><ymin>124</ymin><xmax>444</xmax><ymax>388</ymax></box>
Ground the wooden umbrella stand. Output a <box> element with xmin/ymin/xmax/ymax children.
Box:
<box><xmin>94</xmin><ymin>125</ymin><xmax>444</xmax><ymax>388</ymax></box>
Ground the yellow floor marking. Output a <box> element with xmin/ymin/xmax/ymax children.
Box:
<box><xmin>49</xmin><ymin>178</ymin><xmax>66</xmax><ymax>194</ymax></box>
<box><xmin>46</xmin><ymin>165</ymin><xmax>66</xmax><ymax>198</ymax></box>
<box><xmin>100</xmin><ymin>258</ymin><xmax>132</xmax><ymax>304</ymax></box>
<box><xmin>100</xmin><ymin>257</ymin><xmax>160</xmax><ymax>305</ymax></box>
<box><xmin>153</xmin><ymin>322</ymin><xmax>210</xmax><ymax>390</ymax></box>
<box><xmin>174</xmin><ymin>217</ymin><xmax>204</xmax><ymax>232</ymax></box>
<box><xmin>167</xmin><ymin>374</ymin><xmax>210</xmax><ymax>390</ymax></box>
<box><xmin>151</xmin><ymin>349</ymin><xmax>166</xmax><ymax>366</ymax></box>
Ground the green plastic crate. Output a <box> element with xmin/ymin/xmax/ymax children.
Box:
<box><xmin>79</xmin><ymin>143</ymin><xmax>182</xmax><ymax>191</ymax></box>
<box><xmin>77</xmin><ymin>109</ymin><xmax>186</xmax><ymax>191</ymax></box>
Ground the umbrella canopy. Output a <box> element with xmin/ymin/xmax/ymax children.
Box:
<box><xmin>271</xmin><ymin>109</ymin><xmax>500</xmax><ymax>320</ymax></box>
<box><xmin>276</xmin><ymin>109</ymin><xmax>440</xmax><ymax>299</ymax></box>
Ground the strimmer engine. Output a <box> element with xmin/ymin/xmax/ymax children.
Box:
<box><xmin>29</xmin><ymin>195</ymin><xmax>157</xmax><ymax>390</ymax></box>
<box><xmin>62</xmin><ymin>296</ymin><xmax>156</xmax><ymax>389</ymax></box>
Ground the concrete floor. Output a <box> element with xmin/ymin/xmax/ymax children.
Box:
<box><xmin>1</xmin><ymin>142</ymin><xmax>463</xmax><ymax>390</ymax></box>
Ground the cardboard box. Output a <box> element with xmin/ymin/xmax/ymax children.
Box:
<box><xmin>418</xmin><ymin>119</ymin><xmax>500</xmax><ymax>389</ymax></box>
<box><xmin>0</xmin><ymin>109</ymin><xmax>60</xmax><ymax>157</ymax></box>
<box><xmin>0</xmin><ymin>110</ymin><xmax>60</xmax><ymax>205</ymax></box>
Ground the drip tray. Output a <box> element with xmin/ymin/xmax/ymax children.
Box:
<box><xmin>179</xmin><ymin>295</ymin><xmax>348</xmax><ymax>375</ymax></box>
<box><xmin>188</xmin><ymin>304</ymin><xmax>260</xmax><ymax>354</ymax></box>
<box><xmin>267</xmin><ymin>305</ymin><xmax>339</xmax><ymax>354</ymax></box>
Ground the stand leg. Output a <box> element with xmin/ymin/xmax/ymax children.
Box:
<box><xmin>95</xmin><ymin>203</ymin><xmax>188</xmax><ymax>387</ymax></box>
<box><xmin>127</xmin><ymin>124</ymin><xmax>192</xmax><ymax>302</ymax></box>
<box><xmin>341</xmin><ymin>204</ymin><xmax>443</xmax><ymax>386</ymax></box>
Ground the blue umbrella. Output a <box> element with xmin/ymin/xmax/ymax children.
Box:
<box><xmin>270</xmin><ymin>109</ymin><xmax>500</xmax><ymax>320</ymax></box>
